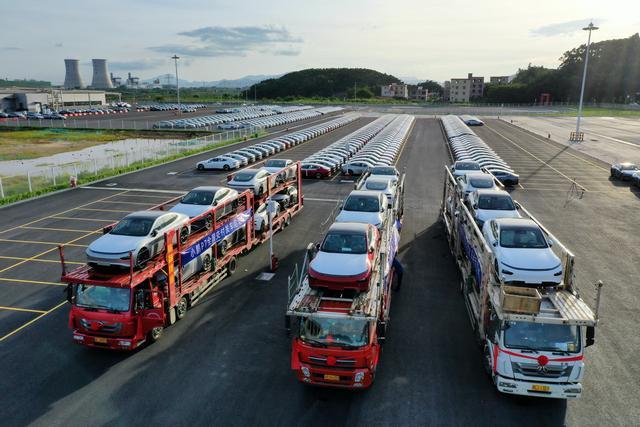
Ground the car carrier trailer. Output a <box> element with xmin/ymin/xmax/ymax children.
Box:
<box><xmin>441</xmin><ymin>166</ymin><xmax>603</xmax><ymax>399</ymax></box>
<box><xmin>59</xmin><ymin>162</ymin><xmax>303</xmax><ymax>350</ymax></box>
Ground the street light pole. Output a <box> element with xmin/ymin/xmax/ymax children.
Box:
<box><xmin>575</xmin><ymin>22</ymin><xmax>599</xmax><ymax>142</ymax></box>
<box><xmin>171</xmin><ymin>55</ymin><xmax>181</xmax><ymax>115</ymax></box>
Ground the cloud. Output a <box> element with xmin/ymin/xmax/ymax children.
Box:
<box><xmin>273</xmin><ymin>49</ymin><xmax>301</xmax><ymax>56</ymax></box>
<box><xmin>149</xmin><ymin>25</ymin><xmax>302</xmax><ymax>57</ymax></box>
<box><xmin>54</xmin><ymin>42</ymin><xmax>63</xmax><ymax>48</ymax></box>
<box><xmin>110</xmin><ymin>58</ymin><xmax>166</xmax><ymax>71</ymax></box>
<box><xmin>0</xmin><ymin>46</ymin><xmax>21</xmax><ymax>51</ymax></box>
<box><xmin>530</xmin><ymin>19</ymin><xmax>603</xmax><ymax>37</ymax></box>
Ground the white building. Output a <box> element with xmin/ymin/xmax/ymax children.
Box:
<box><xmin>449</xmin><ymin>73</ymin><xmax>484</xmax><ymax>102</ymax></box>
<box><xmin>0</xmin><ymin>88</ymin><xmax>107</xmax><ymax>112</ymax></box>
<box><xmin>381</xmin><ymin>83</ymin><xmax>408</xmax><ymax>99</ymax></box>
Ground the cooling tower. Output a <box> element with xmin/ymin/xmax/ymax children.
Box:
<box><xmin>91</xmin><ymin>59</ymin><xmax>114</xmax><ymax>89</ymax></box>
<box><xmin>64</xmin><ymin>59</ymin><xmax>85</xmax><ymax>89</ymax></box>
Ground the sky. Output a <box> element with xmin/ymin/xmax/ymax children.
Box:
<box><xmin>1</xmin><ymin>0</ymin><xmax>638</xmax><ymax>84</ymax></box>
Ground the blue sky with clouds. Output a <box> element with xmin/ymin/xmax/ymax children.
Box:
<box><xmin>1</xmin><ymin>0</ymin><xmax>638</xmax><ymax>84</ymax></box>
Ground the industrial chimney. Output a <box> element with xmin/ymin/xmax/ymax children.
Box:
<box><xmin>91</xmin><ymin>59</ymin><xmax>114</xmax><ymax>89</ymax></box>
<box><xmin>64</xmin><ymin>59</ymin><xmax>85</xmax><ymax>89</ymax></box>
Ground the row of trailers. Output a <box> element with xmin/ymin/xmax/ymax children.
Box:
<box><xmin>59</xmin><ymin>163</ymin><xmax>303</xmax><ymax>349</ymax></box>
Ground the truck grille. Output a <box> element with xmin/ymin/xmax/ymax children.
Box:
<box><xmin>80</xmin><ymin>319</ymin><xmax>122</xmax><ymax>334</ymax></box>
<box><xmin>307</xmin><ymin>355</ymin><xmax>357</xmax><ymax>367</ymax></box>
<box><xmin>512</xmin><ymin>362</ymin><xmax>572</xmax><ymax>379</ymax></box>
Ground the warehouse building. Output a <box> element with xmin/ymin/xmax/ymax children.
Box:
<box><xmin>0</xmin><ymin>88</ymin><xmax>107</xmax><ymax>113</ymax></box>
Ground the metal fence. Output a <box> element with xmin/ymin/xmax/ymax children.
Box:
<box><xmin>0</xmin><ymin>125</ymin><xmax>262</xmax><ymax>200</ymax></box>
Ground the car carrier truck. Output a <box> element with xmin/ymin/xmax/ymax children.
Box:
<box><xmin>441</xmin><ymin>166</ymin><xmax>603</xmax><ymax>399</ymax></box>
<box><xmin>60</xmin><ymin>162</ymin><xmax>303</xmax><ymax>350</ymax></box>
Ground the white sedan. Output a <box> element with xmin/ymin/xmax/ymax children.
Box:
<box><xmin>335</xmin><ymin>190</ymin><xmax>387</xmax><ymax>229</ymax></box>
<box><xmin>456</xmin><ymin>172</ymin><xmax>499</xmax><ymax>195</ymax></box>
<box><xmin>362</xmin><ymin>176</ymin><xmax>397</xmax><ymax>207</ymax></box>
<box><xmin>482</xmin><ymin>218</ymin><xmax>563</xmax><ymax>286</ymax></box>
<box><xmin>170</xmin><ymin>186</ymin><xmax>239</xmax><ymax>227</ymax></box>
<box><xmin>227</xmin><ymin>168</ymin><xmax>272</xmax><ymax>196</ymax></box>
<box><xmin>196</xmin><ymin>156</ymin><xmax>241</xmax><ymax>171</ymax></box>
<box><xmin>467</xmin><ymin>189</ymin><xmax>521</xmax><ymax>227</ymax></box>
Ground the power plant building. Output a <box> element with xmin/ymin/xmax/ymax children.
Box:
<box><xmin>91</xmin><ymin>59</ymin><xmax>114</xmax><ymax>89</ymax></box>
<box><xmin>64</xmin><ymin>59</ymin><xmax>85</xmax><ymax>89</ymax></box>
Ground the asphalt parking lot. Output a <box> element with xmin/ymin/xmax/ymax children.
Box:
<box><xmin>0</xmin><ymin>118</ymin><xmax>638</xmax><ymax>426</ymax></box>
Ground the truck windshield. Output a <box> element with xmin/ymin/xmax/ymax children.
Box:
<box><xmin>75</xmin><ymin>285</ymin><xmax>131</xmax><ymax>312</ymax></box>
<box><xmin>299</xmin><ymin>317</ymin><xmax>369</xmax><ymax>348</ymax></box>
<box><xmin>503</xmin><ymin>321</ymin><xmax>580</xmax><ymax>353</ymax></box>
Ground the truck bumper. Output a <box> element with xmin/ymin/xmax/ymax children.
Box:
<box><xmin>294</xmin><ymin>363</ymin><xmax>374</xmax><ymax>389</ymax></box>
<box><xmin>495</xmin><ymin>375</ymin><xmax>582</xmax><ymax>399</ymax></box>
<box><xmin>72</xmin><ymin>330</ymin><xmax>144</xmax><ymax>351</ymax></box>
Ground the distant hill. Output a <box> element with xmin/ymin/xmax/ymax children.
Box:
<box><xmin>0</xmin><ymin>78</ymin><xmax>51</xmax><ymax>88</ymax></box>
<box><xmin>142</xmin><ymin>74</ymin><xmax>281</xmax><ymax>88</ymax></box>
<box><xmin>249</xmin><ymin>68</ymin><xmax>402</xmax><ymax>99</ymax></box>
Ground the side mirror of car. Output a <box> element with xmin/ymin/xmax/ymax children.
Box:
<box><xmin>473</xmin><ymin>204</ymin><xmax>478</xmax><ymax>209</ymax></box>
<box><xmin>151</xmin><ymin>229</ymin><xmax>159</xmax><ymax>237</ymax></box>
<box><xmin>492</xmin><ymin>241</ymin><xmax>498</xmax><ymax>247</ymax></box>
<box><xmin>547</xmin><ymin>239</ymin><xmax>554</xmax><ymax>247</ymax></box>
<box><xmin>102</xmin><ymin>225</ymin><xmax>114</xmax><ymax>234</ymax></box>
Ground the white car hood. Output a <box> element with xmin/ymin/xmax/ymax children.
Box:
<box><xmin>88</xmin><ymin>234</ymin><xmax>143</xmax><ymax>255</ymax></box>
<box><xmin>264</xmin><ymin>166</ymin><xmax>283</xmax><ymax>173</ymax></box>
<box><xmin>310</xmin><ymin>251</ymin><xmax>369</xmax><ymax>276</ymax></box>
<box><xmin>171</xmin><ymin>203</ymin><xmax>210</xmax><ymax>218</ymax></box>
<box><xmin>335</xmin><ymin>210</ymin><xmax>383</xmax><ymax>227</ymax></box>
<box><xmin>498</xmin><ymin>247</ymin><xmax>561</xmax><ymax>270</ymax></box>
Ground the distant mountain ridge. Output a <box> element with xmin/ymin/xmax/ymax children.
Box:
<box><xmin>142</xmin><ymin>74</ymin><xmax>282</xmax><ymax>88</ymax></box>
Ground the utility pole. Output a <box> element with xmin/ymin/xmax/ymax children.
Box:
<box><xmin>574</xmin><ymin>22</ymin><xmax>599</xmax><ymax>142</ymax></box>
<box><xmin>171</xmin><ymin>55</ymin><xmax>181</xmax><ymax>115</ymax></box>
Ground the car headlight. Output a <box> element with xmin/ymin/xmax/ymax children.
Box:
<box><xmin>554</xmin><ymin>270</ymin><xmax>563</xmax><ymax>276</ymax></box>
<box><xmin>501</xmin><ymin>269</ymin><xmax>514</xmax><ymax>275</ymax></box>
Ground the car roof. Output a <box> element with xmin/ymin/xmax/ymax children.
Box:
<box><xmin>493</xmin><ymin>217</ymin><xmax>537</xmax><ymax>228</ymax></box>
<box><xmin>327</xmin><ymin>222</ymin><xmax>370</xmax><ymax>233</ymax></box>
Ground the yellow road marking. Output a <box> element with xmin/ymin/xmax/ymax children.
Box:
<box><xmin>0</xmin><ymin>255</ymin><xmax>83</xmax><ymax>265</ymax></box>
<box><xmin>0</xmin><ymin>191</ymin><xmax>128</xmax><ymax>235</ymax></box>
<box><xmin>0</xmin><ymin>300</ymin><xmax>67</xmax><ymax>342</ymax></box>
<box><xmin>0</xmin><ymin>277</ymin><xmax>65</xmax><ymax>286</ymax></box>
<box><xmin>93</xmin><ymin>200</ymin><xmax>161</xmax><ymax>206</ymax></box>
<box><xmin>0</xmin><ymin>305</ymin><xmax>47</xmax><ymax>314</ymax></box>
<box><xmin>50</xmin><ymin>216</ymin><xmax>118</xmax><ymax>222</ymax></box>
<box><xmin>0</xmin><ymin>238</ymin><xmax>87</xmax><ymax>247</ymax></box>
<box><xmin>19</xmin><ymin>226</ymin><xmax>101</xmax><ymax>234</ymax></box>
<box><xmin>485</xmin><ymin>124</ymin><xmax>590</xmax><ymax>192</ymax></box>
<box><xmin>110</xmin><ymin>193</ymin><xmax>175</xmax><ymax>199</ymax></box>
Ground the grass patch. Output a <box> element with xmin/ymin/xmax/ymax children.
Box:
<box><xmin>0</xmin><ymin>128</ymin><xmax>206</xmax><ymax>161</ymax></box>
<box><xmin>544</xmin><ymin>107</ymin><xmax>640</xmax><ymax>117</ymax></box>
<box><xmin>0</xmin><ymin>132</ymin><xmax>265</xmax><ymax>206</ymax></box>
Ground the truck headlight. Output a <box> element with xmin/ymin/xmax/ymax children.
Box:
<box><xmin>565</xmin><ymin>388</ymin><xmax>581</xmax><ymax>394</ymax></box>
<box><xmin>301</xmin><ymin>367</ymin><xmax>310</xmax><ymax>377</ymax></box>
<box><xmin>118</xmin><ymin>341</ymin><xmax>131</xmax><ymax>347</ymax></box>
<box><xmin>354</xmin><ymin>372</ymin><xmax>365</xmax><ymax>383</ymax></box>
<box><xmin>73</xmin><ymin>335</ymin><xmax>84</xmax><ymax>341</ymax></box>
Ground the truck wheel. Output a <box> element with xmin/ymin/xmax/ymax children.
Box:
<box><xmin>149</xmin><ymin>327</ymin><xmax>163</xmax><ymax>342</ymax></box>
<box><xmin>203</xmin><ymin>254</ymin><xmax>212</xmax><ymax>271</ymax></box>
<box><xmin>482</xmin><ymin>344</ymin><xmax>495</xmax><ymax>381</ymax></box>
<box><xmin>136</xmin><ymin>248</ymin><xmax>150</xmax><ymax>268</ymax></box>
<box><xmin>175</xmin><ymin>297</ymin><xmax>187</xmax><ymax>320</ymax></box>
<box><xmin>227</xmin><ymin>256</ymin><xmax>237</xmax><ymax>275</ymax></box>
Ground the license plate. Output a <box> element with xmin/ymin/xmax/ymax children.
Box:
<box><xmin>532</xmin><ymin>384</ymin><xmax>550</xmax><ymax>392</ymax></box>
<box><xmin>94</xmin><ymin>337</ymin><xmax>107</xmax><ymax>344</ymax></box>
<box><xmin>323</xmin><ymin>374</ymin><xmax>340</xmax><ymax>381</ymax></box>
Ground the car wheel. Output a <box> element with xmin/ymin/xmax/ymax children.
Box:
<box><xmin>348</xmin><ymin>169</ymin><xmax>354</xmax><ymax>176</ymax></box>
<box><xmin>175</xmin><ymin>297</ymin><xmax>187</xmax><ymax>320</ymax></box>
<box><xmin>218</xmin><ymin>240</ymin><xmax>228</xmax><ymax>257</ymax></box>
<box><xmin>197</xmin><ymin>164</ymin><xmax>204</xmax><ymax>171</ymax></box>
<box><xmin>180</xmin><ymin>227</ymin><xmax>189</xmax><ymax>245</ymax></box>
<box><xmin>203</xmin><ymin>254</ymin><xmax>212</xmax><ymax>271</ymax></box>
<box><xmin>204</xmin><ymin>214</ymin><xmax>213</xmax><ymax>230</ymax></box>
<box><xmin>315</xmin><ymin>173</ymin><xmax>322</xmax><ymax>179</ymax></box>
<box><xmin>136</xmin><ymin>247</ymin><xmax>150</xmax><ymax>268</ymax></box>
<box><xmin>223</xmin><ymin>164</ymin><xmax>230</xmax><ymax>171</ymax></box>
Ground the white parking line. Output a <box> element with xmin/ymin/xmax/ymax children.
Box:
<box><xmin>82</xmin><ymin>186</ymin><xmax>186</xmax><ymax>194</ymax></box>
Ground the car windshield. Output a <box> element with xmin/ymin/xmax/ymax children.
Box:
<box><xmin>371</xmin><ymin>167</ymin><xmax>396</xmax><ymax>175</ymax></box>
<box><xmin>365</xmin><ymin>181</ymin><xmax>388</xmax><ymax>191</ymax></box>
<box><xmin>503</xmin><ymin>321</ymin><xmax>580</xmax><ymax>353</ymax></box>
<box><xmin>299</xmin><ymin>317</ymin><xmax>369</xmax><ymax>348</ymax></box>
<box><xmin>500</xmin><ymin>226</ymin><xmax>548</xmax><ymax>248</ymax></box>
<box><xmin>266</xmin><ymin>160</ymin><xmax>286</xmax><ymax>167</ymax></box>
<box><xmin>321</xmin><ymin>231</ymin><xmax>367</xmax><ymax>254</ymax></box>
<box><xmin>477</xmin><ymin>195</ymin><xmax>515</xmax><ymax>210</ymax></box>
<box><xmin>233</xmin><ymin>172</ymin><xmax>256</xmax><ymax>182</ymax></box>
<box><xmin>181</xmin><ymin>191</ymin><xmax>214</xmax><ymax>205</ymax></box>
<box><xmin>456</xmin><ymin>162</ymin><xmax>480</xmax><ymax>170</ymax></box>
<box><xmin>470</xmin><ymin>178</ymin><xmax>494</xmax><ymax>188</ymax></box>
<box><xmin>622</xmin><ymin>164</ymin><xmax>638</xmax><ymax>170</ymax></box>
<box><xmin>75</xmin><ymin>284</ymin><xmax>131</xmax><ymax>312</ymax></box>
<box><xmin>344</xmin><ymin>195</ymin><xmax>379</xmax><ymax>212</ymax></box>
<box><xmin>110</xmin><ymin>217</ymin><xmax>154</xmax><ymax>236</ymax></box>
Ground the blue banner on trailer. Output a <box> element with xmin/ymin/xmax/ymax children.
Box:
<box><xmin>180</xmin><ymin>209</ymin><xmax>253</xmax><ymax>265</ymax></box>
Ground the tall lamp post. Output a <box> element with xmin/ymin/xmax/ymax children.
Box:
<box><xmin>171</xmin><ymin>54</ymin><xmax>181</xmax><ymax>115</ymax></box>
<box><xmin>574</xmin><ymin>22</ymin><xmax>598</xmax><ymax>142</ymax></box>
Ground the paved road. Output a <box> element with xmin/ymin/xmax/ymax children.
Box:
<box><xmin>0</xmin><ymin>118</ymin><xmax>638</xmax><ymax>426</ymax></box>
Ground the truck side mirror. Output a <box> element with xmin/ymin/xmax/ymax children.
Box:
<box><xmin>586</xmin><ymin>326</ymin><xmax>595</xmax><ymax>347</ymax></box>
<box><xmin>65</xmin><ymin>284</ymin><xmax>74</xmax><ymax>303</ymax></box>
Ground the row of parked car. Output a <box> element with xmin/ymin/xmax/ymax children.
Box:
<box><xmin>442</xmin><ymin>115</ymin><xmax>519</xmax><ymax>186</ymax></box>
<box><xmin>141</xmin><ymin>103</ymin><xmax>207</xmax><ymax>112</ymax></box>
<box><xmin>195</xmin><ymin>114</ymin><xmax>358</xmax><ymax>172</ymax></box>
<box><xmin>153</xmin><ymin>105</ymin><xmax>315</xmax><ymax>129</ymax></box>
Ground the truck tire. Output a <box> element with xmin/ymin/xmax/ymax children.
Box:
<box><xmin>148</xmin><ymin>326</ymin><xmax>164</xmax><ymax>343</ymax></box>
<box><xmin>175</xmin><ymin>297</ymin><xmax>187</xmax><ymax>320</ymax></box>
<box><xmin>227</xmin><ymin>256</ymin><xmax>237</xmax><ymax>275</ymax></box>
